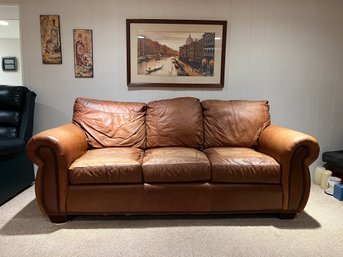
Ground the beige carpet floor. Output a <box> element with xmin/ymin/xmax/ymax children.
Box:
<box><xmin>0</xmin><ymin>184</ymin><xmax>342</xmax><ymax>257</ymax></box>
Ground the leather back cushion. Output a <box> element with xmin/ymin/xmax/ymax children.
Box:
<box><xmin>0</xmin><ymin>127</ymin><xmax>18</xmax><ymax>138</ymax></box>
<box><xmin>146</xmin><ymin>97</ymin><xmax>204</xmax><ymax>149</ymax></box>
<box><xmin>0</xmin><ymin>85</ymin><xmax>28</xmax><ymax>138</ymax></box>
<box><xmin>0</xmin><ymin>85</ymin><xmax>28</xmax><ymax>110</ymax></box>
<box><xmin>202</xmin><ymin>100</ymin><xmax>271</xmax><ymax>148</ymax></box>
<box><xmin>73</xmin><ymin>97</ymin><xmax>146</xmax><ymax>149</ymax></box>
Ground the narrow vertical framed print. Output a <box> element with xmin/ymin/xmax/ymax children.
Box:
<box><xmin>73</xmin><ymin>29</ymin><xmax>94</xmax><ymax>78</ymax></box>
<box><xmin>40</xmin><ymin>15</ymin><xmax>62</xmax><ymax>64</ymax></box>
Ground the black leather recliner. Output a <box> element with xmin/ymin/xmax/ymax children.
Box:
<box><xmin>0</xmin><ymin>85</ymin><xmax>36</xmax><ymax>205</ymax></box>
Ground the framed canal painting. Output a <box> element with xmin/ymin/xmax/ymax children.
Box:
<box><xmin>40</xmin><ymin>15</ymin><xmax>62</xmax><ymax>64</ymax></box>
<box><xmin>126</xmin><ymin>19</ymin><xmax>227</xmax><ymax>88</ymax></box>
<box><xmin>73</xmin><ymin>29</ymin><xmax>94</xmax><ymax>78</ymax></box>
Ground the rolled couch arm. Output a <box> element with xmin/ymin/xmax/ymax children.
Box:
<box><xmin>257</xmin><ymin>125</ymin><xmax>320</xmax><ymax>212</ymax></box>
<box><xmin>27</xmin><ymin>123</ymin><xmax>88</xmax><ymax>215</ymax></box>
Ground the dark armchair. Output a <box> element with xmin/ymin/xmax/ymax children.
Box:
<box><xmin>0</xmin><ymin>85</ymin><xmax>36</xmax><ymax>205</ymax></box>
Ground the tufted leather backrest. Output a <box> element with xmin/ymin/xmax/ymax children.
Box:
<box><xmin>0</xmin><ymin>86</ymin><xmax>29</xmax><ymax>138</ymax></box>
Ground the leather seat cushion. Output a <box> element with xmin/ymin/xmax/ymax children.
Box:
<box><xmin>146</xmin><ymin>97</ymin><xmax>204</xmax><ymax>149</ymax></box>
<box><xmin>204</xmin><ymin>147</ymin><xmax>280</xmax><ymax>184</ymax></box>
<box><xmin>69</xmin><ymin>147</ymin><xmax>144</xmax><ymax>184</ymax></box>
<box><xmin>142</xmin><ymin>147</ymin><xmax>211</xmax><ymax>183</ymax></box>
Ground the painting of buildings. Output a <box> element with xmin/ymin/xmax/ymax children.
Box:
<box><xmin>137</xmin><ymin>31</ymin><xmax>215</xmax><ymax>77</ymax></box>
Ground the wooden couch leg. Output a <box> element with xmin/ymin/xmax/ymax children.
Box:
<box><xmin>279</xmin><ymin>213</ymin><xmax>297</xmax><ymax>219</ymax></box>
<box><xmin>48</xmin><ymin>215</ymin><xmax>70</xmax><ymax>224</ymax></box>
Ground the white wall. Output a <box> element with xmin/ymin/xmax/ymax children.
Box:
<box><xmin>0</xmin><ymin>4</ymin><xmax>18</xmax><ymax>19</ymax></box>
<box><xmin>0</xmin><ymin>5</ymin><xmax>22</xmax><ymax>85</ymax></box>
<box><xmin>1</xmin><ymin>0</ymin><xmax>343</xmax><ymax>167</ymax></box>
<box><xmin>0</xmin><ymin>38</ymin><xmax>22</xmax><ymax>85</ymax></box>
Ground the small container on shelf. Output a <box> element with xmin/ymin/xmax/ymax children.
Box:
<box><xmin>333</xmin><ymin>183</ymin><xmax>343</xmax><ymax>200</ymax></box>
<box><xmin>314</xmin><ymin>166</ymin><xmax>326</xmax><ymax>185</ymax></box>
<box><xmin>320</xmin><ymin>170</ymin><xmax>332</xmax><ymax>189</ymax></box>
<box><xmin>324</xmin><ymin>176</ymin><xmax>341</xmax><ymax>195</ymax></box>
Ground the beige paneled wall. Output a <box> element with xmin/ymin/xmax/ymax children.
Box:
<box><xmin>1</xmin><ymin>0</ymin><xmax>343</xmax><ymax>166</ymax></box>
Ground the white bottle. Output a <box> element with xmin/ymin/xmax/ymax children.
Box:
<box><xmin>320</xmin><ymin>170</ymin><xmax>332</xmax><ymax>189</ymax></box>
<box><xmin>314</xmin><ymin>166</ymin><xmax>326</xmax><ymax>185</ymax></box>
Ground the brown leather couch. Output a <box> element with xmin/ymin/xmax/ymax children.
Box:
<box><xmin>27</xmin><ymin>97</ymin><xmax>319</xmax><ymax>223</ymax></box>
